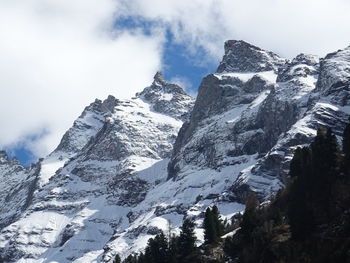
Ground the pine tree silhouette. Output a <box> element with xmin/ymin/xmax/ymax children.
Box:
<box><xmin>178</xmin><ymin>218</ymin><xmax>197</xmax><ymax>261</ymax></box>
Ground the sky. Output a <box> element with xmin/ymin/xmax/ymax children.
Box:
<box><xmin>1</xmin><ymin>0</ymin><xmax>350</xmax><ymax>166</ymax></box>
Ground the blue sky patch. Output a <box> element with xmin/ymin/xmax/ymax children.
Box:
<box><xmin>12</xmin><ymin>17</ymin><xmax>219</xmax><ymax>166</ymax></box>
<box><xmin>115</xmin><ymin>16</ymin><xmax>216</xmax><ymax>93</ymax></box>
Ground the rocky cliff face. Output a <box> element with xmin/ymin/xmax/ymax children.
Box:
<box><xmin>0</xmin><ymin>151</ymin><xmax>40</xmax><ymax>229</ymax></box>
<box><xmin>0</xmin><ymin>74</ymin><xmax>195</xmax><ymax>263</ymax></box>
<box><xmin>1</xmin><ymin>41</ymin><xmax>350</xmax><ymax>262</ymax></box>
<box><xmin>169</xmin><ymin>41</ymin><xmax>349</xmax><ymax>201</ymax></box>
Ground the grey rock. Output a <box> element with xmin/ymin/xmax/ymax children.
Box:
<box><xmin>217</xmin><ymin>40</ymin><xmax>285</xmax><ymax>73</ymax></box>
<box><xmin>136</xmin><ymin>72</ymin><xmax>194</xmax><ymax>121</ymax></box>
<box><xmin>1</xmin><ymin>40</ymin><xmax>350</xmax><ymax>263</ymax></box>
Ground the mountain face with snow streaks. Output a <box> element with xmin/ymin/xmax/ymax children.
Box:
<box><xmin>0</xmin><ymin>152</ymin><xmax>40</xmax><ymax>229</ymax></box>
<box><xmin>0</xmin><ymin>74</ymin><xmax>194</xmax><ymax>262</ymax></box>
<box><xmin>1</xmin><ymin>40</ymin><xmax>350</xmax><ymax>262</ymax></box>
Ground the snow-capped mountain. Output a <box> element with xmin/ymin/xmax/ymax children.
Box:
<box><xmin>1</xmin><ymin>40</ymin><xmax>350</xmax><ymax>262</ymax></box>
<box><xmin>0</xmin><ymin>73</ymin><xmax>194</xmax><ymax>262</ymax></box>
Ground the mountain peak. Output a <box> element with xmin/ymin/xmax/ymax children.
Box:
<box><xmin>224</xmin><ymin>40</ymin><xmax>261</xmax><ymax>52</ymax></box>
<box><xmin>0</xmin><ymin>150</ymin><xmax>21</xmax><ymax>166</ymax></box>
<box><xmin>137</xmin><ymin>72</ymin><xmax>187</xmax><ymax>98</ymax></box>
<box><xmin>136</xmin><ymin>72</ymin><xmax>195</xmax><ymax>121</ymax></box>
<box><xmin>2</xmin><ymin>40</ymin><xmax>350</xmax><ymax>262</ymax></box>
<box><xmin>52</xmin><ymin>97</ymin><xmax>117</xmax><ymax>157</ymax></box>
<box><xmin>0</xmin><ymin>150</ymin><xmax>8</xmax><ymax>162</ymax></box>
<box><xmin>217</xmin><ymin>40</ymin><xmax>285</xmax><ymax>73</ymax></box>
<box><xmin>153</xmin><ymin>71</ymin><xmax>166</xmax><ymax>85</ymax></box>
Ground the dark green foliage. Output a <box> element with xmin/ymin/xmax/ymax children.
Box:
<box><xmin>204</xmin><ymin>208</ymin><xmax>217</xmax><ymax>244</ymax></box>
<box><xmin>116</xmin><ymin>121</ymin><xmax>350</xmax><ymax>263</ymax></box>
<box><xmin>289</xmin><ymin>147</ymin><xmax>303</xmax><ymax>178</ymax></box>
<box><xmin>178</xmin><ymin>218</ymin><xmax>197</xmax><ymax>261</ymax></box>
<box><xmin>224</xmin><ymin>123</ymin><xmax>350</xmax><ymax>263</ymax></box>
<box><xmin>212</xmin><ymin>205</ymin><xmax>224</xmax><ymax>237</ymax></box>
<box><xmin>240</xmin><ymin>192</ymin><xmax>259</xmax><ymax>242</ymax></box>
<box><xmin>123</xmin><ymin>254</ymin><xmax>138</xmax><ymax>263</ymax></box>
<box><xmin>130</xmin><ymin>232</ymin><xmax>180</xmax><ymax>263</ymax></box>
<box><xmin>288</xmin><ymin>177</ymin><xmax>313</xmax><ymax>240</ymax></box>
<box><xmin>143</xmin><ymin>232</ymin><xmax>168</xmax><ymax>263</ymax></box>
<box><xmin>288</xmin><ymin>128</ymin><xmax>340</xmax><ymax>239</ymax></box>
<box><xmin>136</xmin><ymin>253</ymin><xmax>145</xmax><ymax>263</ymax></box>
<box><xmin>288</xmin><ymin>146</ymin><xmax>313</xmax><ymax>240</ymax></box>
<box><xmin>120</xmin><ymin>218</ymin><xmax>200</xmax><ymax>263</ymax></box>
<box><xmin>310</xmin><ymin>128</ymin><xmax>339</xmax><ymax>189</ymax></box>
<box><xmin>204</xmin><ymin>205</ymin><xmax>224</xmax><ymax>244</ymax></box>
<box><xmin>167</xmin><ymin>235</ymin><xmax>179</xmax><ymax>263</ymax></box>
<box><xmin>343</xmin><ymin>117</ymin><xmax>350</xmax><ymax>172</ymax></box>
<box><xmin>224</xmin><ymin>235</ymin><xmax>240</xmax><ymax>260</ymax></box>
<box><xmin>113</xmin><ymin>254</ymin><xmax>121</xmax><ymax>263</ymax></box>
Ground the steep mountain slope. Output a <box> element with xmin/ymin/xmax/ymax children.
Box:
<box><xmin>170</xmin><ymin>40</ymin><xmax>350</xmax><ymax>202</ymax></box>
<box><xmin>0</xmin><ymin>74</ymin><xmax>194</xmax><ymax>263</ymax></box>
<box><xmin>0</xmin><ymin>152</ymin><xmax>40</xmax><ymax>230</ymax></box>
<box><xmin>168</xmin><ymin>40</ymin><xmax>287</xmax><ymax>199</ymax></box>
<box><xmin>1</xmin><ymin>40</ymin><xmax>350</xmax><ymax>263</ymax></box>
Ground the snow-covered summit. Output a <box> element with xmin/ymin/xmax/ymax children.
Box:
<box><xmin>136</xmin><ymin>72</ymin><xmax>194</xmax><ymax>121</ymax></box>
<box><xmin>169</xmin><ymin>41</ymin><xmax>349</xmax><ymax>203</ymax></box>
<box><xmin>216</xmin><ymin>40</ymin><xmax>285</xmax><ymax>73</ymax></box>
<box><xmin>0</xmin><ymin>75</ymin><xmax>194</xmax><ymax>263</ymax></box>
<box><xmin>1</xmin><ymin>40</ymin><xmax>350</xmax><ymax>262</ymax></box>
<box><xmin>53</xmin><ymin>96</ymin><xmax>118</xmax><ymax>158</ymax></box>
<box><xmin>0</xmin><ymin>150</ymin><xmax>39</xmax><ymax>230</ymax></box>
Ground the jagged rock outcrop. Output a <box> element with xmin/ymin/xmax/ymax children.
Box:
<box><xmin>1</xmin><ymin>40</ymin><xmax>350</xmax><ymax>263</ymax></box>
<box><xmin>136</xmin><ymin>72</ymin><xmax>193</xmax><ymax>121</ymax></box>
<box><xmin>216</xmin><ymin>40</ymin><xmax>285</xmax><ymax>73</ymax></box>
<box><xmin>169</xmin><ymin>40</ymin><xmax>286</xmax><ymax>182</ymax></box>
<box><xmin>54</xmin><ymin>95</ymin><xmax>119</xmax><ymax>157</ymax></box>
<box><xmin>0</xmin><ymin>151</ymin><xmax>41</xmax><ymax>230</ymax></box>
<box><xmin>169</xmin><ymin>41</ymin><xmax>349</xmax><ymax>203</ymax></box>
<box><xmin>0</xmin><ymin>74</ymin><xmax>194</xmax><ymax>263</ymax></box>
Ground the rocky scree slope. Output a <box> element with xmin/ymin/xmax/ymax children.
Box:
<box><xmin>0</xmin><ymin>40</ymin><xmax>350</xmax><ymax>262</ymax></box>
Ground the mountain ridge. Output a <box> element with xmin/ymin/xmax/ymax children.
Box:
<box><xmin>1</xmin><ymin>40</ymin><xmax>350</xmax><ymax>262</ymax></box>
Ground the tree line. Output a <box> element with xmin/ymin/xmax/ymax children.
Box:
<box><xmin>224</xmin><ymin>120</ymin><xmax>350</xmax><ymax>262</ymax></box>
<box><xmin>114</xmin><ymin>206</ymin><xmax>226</xmax><ymax>263</ymax></box>
<box><xmin>115</xmin><ymin>119</ymin><xmax>350</xmax><ymax>263</ymax></box>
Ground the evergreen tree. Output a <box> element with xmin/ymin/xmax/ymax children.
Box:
<box><xmin>204</xmin><ymin>206</ymin><xmax>224</xmax><ymax>244</ymax></box>
<box><xmin>288</xmin><ymin>175</ymin><xmax>313</xmax><ymax>240</ymax></box>
<box><xmin>289</xmin><ymin>147</ymin><xmax>303</xmax><ymax>178</ymax></box>
<box><xmin>224</xmin><ymin>123</ymin><xmax>350</xmax><ymax>262</ymax></box>
<box><xmin>123</xmin><ymin>254</ymin><xmax>138</xmax><ymax>263</ymax></box>
<box><xmin>311</xmin><ymin>127</ymin><xmax>339</xmax><ymax>221</ymax></box>
<box><xmin>204</xmin><ymin>207</ymin><xmax>217</xmax><ymax>244</ymax></box>
<box><xmin>143</xmin><ymin>232</ymin><xmax>168</xmax><ymax>263</ymax></box>
<box><xmin>212</xmin><ymin>205</ymin><xmax>224</xmax><ymax>237</ymax></box>
<box><xmin>113</xmin><ymin>254</ymin><xmax>121</xmax><ymax>263</ymax></box>
<box><xmin>240</xmin><ymin>192</ymin><xmax>259</xmax><ymax>242</ymax></box>
<box><xmin>154</xmin><ymin>232</ymin><xmax>168</xmax><ymax>263</ymax></box>
<box><xmin>288</xmin><ymin>128</ymin><xmax>340</xmax><ymax>239</ymax></box>
<box><xmin>167</xmin><ymin>235</ymin><xmax>179</xmax><ymax>263</ymax></box>
<box><xmin>224</xmin><ymin>234</ymin><xmax>241</xmax><ymax>260</ymax></box>
<box><xmin>137</xmin><ymin>253</ymin><xmax>146</xmax><ymax>263</ymax></box>
<box><xmin>288</xmin><ymin>145</ymin><xmax>314</xmax><ymax>240</ymax></box>
<box><xmin>178</xmin><ymin>218</ymin><xmax>197</xmax><ymax>261</ymax></box>
<box><xmin>343</xmin><ymin>118</ymin><xmax>350</xmax><ymax>172</ymax></box>
<box><xmin>311</xmin><ymin>127</ymin><xmax>339</xmax><ymax>184</ymax></box>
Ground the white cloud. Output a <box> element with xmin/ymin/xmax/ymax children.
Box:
<box><xmin>120</xmin><ymin>0</ymin><xmax>350</xmax><ymax>60</ymax></box>
<box><xmin>2</xmin><ymin>0</ymin><xmax>350</xmax><ymax>159</ymax></box>
<box><xmin>169</xmin><ymin>76</ymin><xmax>197</xmax><ymax>97</ymax></box>
<box><xmin>0</xmin><ymin>0</ymin><xmax>164</xmax><ymax>157</ymax></box>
